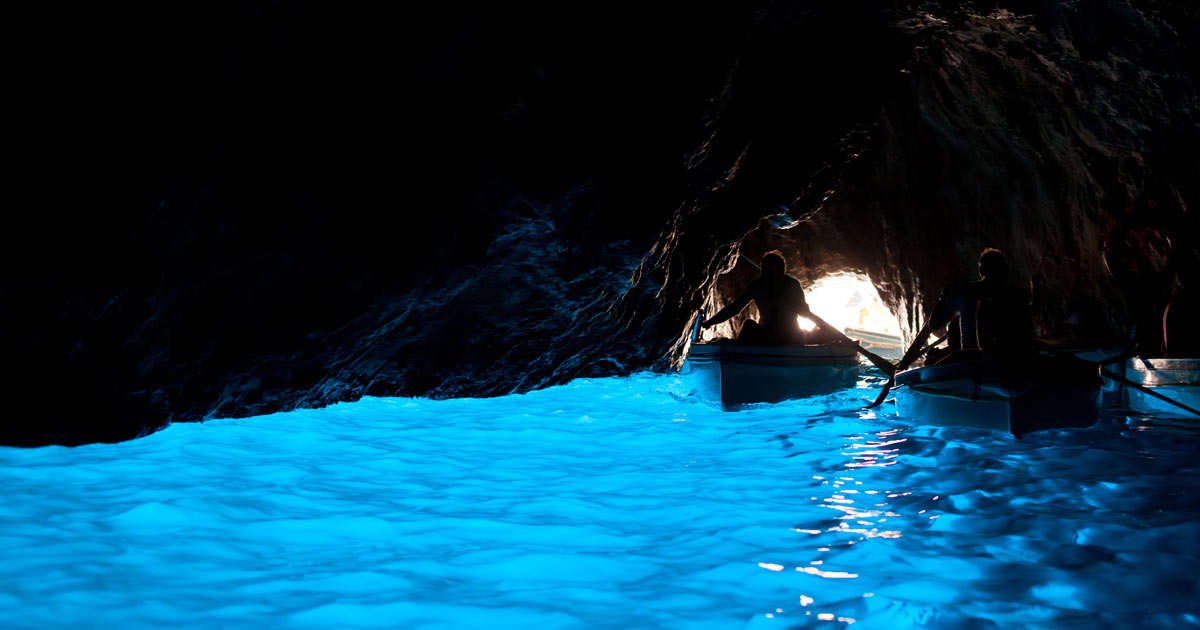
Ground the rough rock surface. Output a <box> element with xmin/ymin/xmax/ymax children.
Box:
<box><xmin>627</xmin><ymin>0</ymin><xmax>1199</xmax><ymax>369</ymax></box>
<box><xmin>4</xmin><ymin>1</ymin><xmax>1198</xmax><ymax>445</ymax></box>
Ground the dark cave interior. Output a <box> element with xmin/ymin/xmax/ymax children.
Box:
<box><xmin>3</xmin><ymin>0</ymin><xmax>1197</xmax><ymax>445</ymax></box>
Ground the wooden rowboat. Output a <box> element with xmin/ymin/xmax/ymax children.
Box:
<box><xmin>683</xmin><ymin>342</ymin><xmax>860</xmax><ymax>408</ymax></box>
<box><xmin>844</xmin><ymin>327</ymin><xmax>904</xmax><ymax>360</ymax></box>
<box><xmin>893</xmin><ymin>355</ymin><xmax>1101</xmax><ymax>435</ymax></box>
<box><xmin>1121</xmin><ymin>358</ymin><xmax>1200</xmax><ymax>418</ymax></box>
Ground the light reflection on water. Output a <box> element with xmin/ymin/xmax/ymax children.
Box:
<box><xmin>0</xmin><ymin>372</ymin><xmax>1197</xmax><ymax>629</ymax></box>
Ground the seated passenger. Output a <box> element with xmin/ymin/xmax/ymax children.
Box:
<box><xmin>699</xmin><ymin>251</ymin><xmax>831</xmax><ymax>345</ymax></box>
<box><xmin>899</xmin><ymin>248</ymin><xmax>1034</xmax><ymax>369</ymax></box>
<box><xmin>974</xmin><ymin>249</ymin><xmax>1036</xmax><ymax>363</ymax></box>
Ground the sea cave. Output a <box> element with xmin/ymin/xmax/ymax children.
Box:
<box><xmin>2</xmin><ymin>1</ymin><xmax>1198</xmax><ymax>628</ymax></box>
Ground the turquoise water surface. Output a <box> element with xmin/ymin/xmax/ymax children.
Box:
<box><xmin>1</xmin><ymin>372</ymin><xmax>1198</xmax><ymax>629</ymax></box>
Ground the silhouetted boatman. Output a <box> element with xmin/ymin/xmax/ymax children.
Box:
<box><xmin>899</xmin><ymin>248</ymin><xmax>1035</xmax><ymax>368</ymax></box>
<box><xmin>698</xmin><ymin>251</ymin><xmax>834</xmax><ymax>346</ymax></box>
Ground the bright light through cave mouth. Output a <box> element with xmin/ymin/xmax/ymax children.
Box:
<box><xmin>801</xmin><ymin>274</ymin><xmax>901</xmax><ymax>345</ymax></box>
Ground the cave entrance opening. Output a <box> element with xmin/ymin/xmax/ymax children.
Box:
<box><xmin>800</xmin><ymin>273</ymin><xmax>902</xmax><ymax>354</ymax></box>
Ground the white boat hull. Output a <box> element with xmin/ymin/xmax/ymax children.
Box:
<box><xmin>684</xmin><ymin>343</ymin><xmax>860</xmax><ymax>408</ymax></box>
<box><xmin>844</xmin><ymin>327</ymin><xmax>904</xmax><ymax>360</ymax></box>
<box><xmin>894</xmin><ymin>356</ymin><xmax>1101</xmax><ymax>435</ymax></box>
<box><xmin>1122</xmin><ymin>358</ymin><xmax>1200</xmax><ymax>418</ymax></box>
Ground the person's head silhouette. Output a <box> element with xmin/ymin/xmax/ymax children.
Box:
<box><xmin>978</xmin><ymin>248</ymin><xmax>1008</xmax><ymax>280</ymax></box>
<box><xmin>762</xmin><ymin>250</ymin><xmax>786</xmax><ymax>276</ymax></box>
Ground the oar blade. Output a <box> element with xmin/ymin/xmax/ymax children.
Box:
<box><xmin>868</xmin><ymin>377</ymin><xmax>894</xmax><ymax>408</ymax></box>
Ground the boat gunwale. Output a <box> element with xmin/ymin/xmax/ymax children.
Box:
<box><xmin>1125</xmin><ymin>357</ymin><xmax>1200</xmax><ymax>372</ymax></box>
<box><xmin>686</xmin><ymin>354</ymin><xmax>861</xmax><ymax>367</ymax></box>
<box><xmin>687</xmin><ymin>342</ymin><xmax>859</xmax><ymax>361</ymax></box>
<box><xmin>1123</xmin><ymin>358</ymin><xmax>1200</xmax><ymax>386</ymax></box>
<box><xmin>895</xmin><ymin>356</ymin><xmax>1099</xmax><ymax>391</ymax></box>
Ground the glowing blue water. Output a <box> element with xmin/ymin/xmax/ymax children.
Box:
<box><xmin>2</xmin><ymin>373</ymin><xmax>1198</xmax><ymax>629</ymax></box>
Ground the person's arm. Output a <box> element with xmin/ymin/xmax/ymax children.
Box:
<box><xmin>701</xmin><ymin>281</ymin><xmax>757</xmax><ymax>328</ymax></box>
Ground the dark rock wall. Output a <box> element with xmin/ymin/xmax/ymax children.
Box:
<box><xmin>4</xmin><ymin>2</ymin><xmax>745</xmax><ymax>445</ymax></box>
<box><xmin>4</xmin><ymin>1</ymin><xmax>1197</xmax><ymax>445</ymax></box>
<box><xmin>629</xmin><ymin>0</ymin><xmax>1199</xmax><ymax>369</ymax></box>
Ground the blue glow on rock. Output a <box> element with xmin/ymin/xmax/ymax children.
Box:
<box><xmin>1</xmin><ymin>373</ymin><xmax>1197</xmax><ymax>628</ymax></box>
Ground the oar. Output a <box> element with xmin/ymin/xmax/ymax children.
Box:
<box><xmin>805</xmin><ymin>313</ymin><xmax>896</xmax><ymax>377</ymax></box>
<box><xmin>690</xmin><ymin>312</ymin><xmax>703</xmax><ymax>343</ymax></box>
<box><xmin>866</xmin><ymin>329</ymin><xmax>949</xmax><ymax>407</ymax></box>
<box><xmin>1034</xmin><ymin>341</ymin><xmax>1200</xmax><ymax>418</ymax></box>
<box><xmin>916</xmin><ymin>330</ymin><xmax>950</xmax><ymax>358</ymax></box>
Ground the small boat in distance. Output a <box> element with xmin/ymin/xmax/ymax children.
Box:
<box><xmin>844</xmin><ymin>327</ymin><xmax>904</xmax><ymax>360</ymax></box>
<box><xmin>1121</xmin><ymin>358</ymin><xmax>1200</xmax><ymax>418</ymax></box>
<box><xmin>893</xmin><ymin>355</ymin><xmax>1101</xmax><ymax>435</ymax></box>
<box><xmin>684</xmin><ymin>342</ymin><xmax>860</xmax><ymax>409</ymax></box>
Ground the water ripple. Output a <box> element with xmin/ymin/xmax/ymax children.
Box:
<box><xmin>1</xmin><ymin>373</ymin><xmax>1197</xmax><ymax>628</ymax></box>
